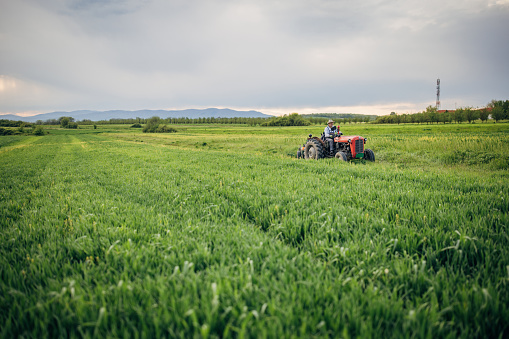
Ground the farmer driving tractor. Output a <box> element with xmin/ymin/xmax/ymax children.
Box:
<box><xmin>324</xmin><ymin>119</ymin><xmax>336</xmax><ymax>154</ymax></box>
<box><xmin>297</xmin><ymin>119</ymin><xmax>374</xmax><ymax>161</ymax></box>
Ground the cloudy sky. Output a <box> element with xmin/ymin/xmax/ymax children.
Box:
<box><xmin>1</xmin><ymin>0</ymin><xmax>508</xmax><ymax>116</ymax></box>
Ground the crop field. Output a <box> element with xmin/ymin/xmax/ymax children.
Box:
<box><xmin>1</xmin><ymin>123</ymin><xmax>508</xmax><ymax>338</ymax></box>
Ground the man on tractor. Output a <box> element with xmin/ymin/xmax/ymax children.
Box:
<box><xmin>298</xmin><ymin>121</ymin><xmax>374</xmax><ymax>161</ymax></box>
<box><xmin>324</xmin><ymin>119</ymin><xmax>336</xmax><ymax>155</ymax></box>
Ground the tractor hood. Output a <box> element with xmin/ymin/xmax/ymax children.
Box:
<box><xmin>334</xmin><ymin>135</ymin><xmax>363</xmax><ymax>143</ymax></box>
<box><xmin>334</xmin><ymin>135</ymin><xmax>365</xmax><ymax>159</ymax></box>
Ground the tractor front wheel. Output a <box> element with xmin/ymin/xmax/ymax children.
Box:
<box><xmin>364</xmin><ymin>148</ymin><xmax>375</xmax><ymax>162</ymax></box>
<box><xmin>335</xmin><ymin>151</ymin><xmax>347</xmax><ymax>161</ymax></box>
<box><xmin>304</xmin><ymin>139</ymin><xmax>324</xmax><ymax>160</ymax></box>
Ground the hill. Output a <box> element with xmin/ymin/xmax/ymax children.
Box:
<box><xmin>0</xmin><ymin>108</ymin><xmax>272</xmax><ymax>122</ymax></box>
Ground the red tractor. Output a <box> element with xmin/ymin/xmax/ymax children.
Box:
<box><xmin>297</xmin><ymin>126</ymin><xmax>375</xmax><ymax>161</ymax></box>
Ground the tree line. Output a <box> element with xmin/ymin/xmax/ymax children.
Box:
<box><xmin>38</xmin><ymin>116</ymin><xmax>271</xmax><ymax>126</ymax></box>
<box><xmin>30</xmin><ymin>114</ymin><xmax>373</xmax><ymax>127</ymax></box>
<box><xmin>374</xmin><ymin>100</ymin><xmax>509</xmax><ymax>125</ymax></box>
<box><xmin>0</xmin><ymin>123</ymin><xmax>45</xmax><ymax>136</ymax></box>
<box><xmin>11</xmin><ymin>100</ymin><xmax>507</xmax><ymax>129</ymax></box>
<box><xmin>0</xmin><ymin>119</ymin><xmax>33</xmax><ymax>127</ymax></box>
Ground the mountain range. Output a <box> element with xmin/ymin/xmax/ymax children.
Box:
<box><xmin>0</xmin><ymin>108</ymin><xmax>272</xmax><ymax>122</ymax></box>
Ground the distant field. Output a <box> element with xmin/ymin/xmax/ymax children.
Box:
<box><xmin>1</xmin><ymin>123</ymin><xmax>508</xmax><ymax>338</ymax></box>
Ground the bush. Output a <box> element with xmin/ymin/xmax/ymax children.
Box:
<box><xmin>142</xmin><ymin>117</ymin><xmax>177</xmax><ymax>133</ymax></box>
<box><xmin>33</xmin><ymin>126</ymin><xmax>45</xmax><ymax>136</ymax></box>
<box><xmin>60</xmin><ymin>117</ymin><xmax>70</xmax><ymax>128</ymax></box>
<box><xmin>60</xmin><ymin>117</ymin><xmax>77</xmax><ymax>128</ymax></box>
<box><xmin>142</xmin><ymin>117</ymin><xmax>161</xmax><ymax>133</ymax></box>
<box><xmin>0</xmin><ymin>127</ymin><xmax>14</xmax><ymax>136</ymax></box>
<box><xmin>142</xmin><ymin>125</ymin><xmax>155</xmax><ymax>133</ymax></box>
<box><xmin>131</xmin><ymin>123</ymin><xmax>142</xmax><ymax>128</ymax></box>
<box><xmin>143</xmin><ymin>124</ymin><xmax>177</xmax><ymax>133</ymax></box>
<box><xmin>155</xmin><ymin>125</ymin><xmax>177</xmax><ymax>133</ymax></box>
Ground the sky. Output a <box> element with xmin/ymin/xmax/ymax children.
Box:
<box><xmin>1</xmin><ymin>0</ymin><xmax>508</xmax><ymax>117</ymax></box>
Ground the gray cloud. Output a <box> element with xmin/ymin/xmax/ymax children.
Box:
<box><xmin>1</xmin><ymin>0</ymin><xmax>508</xmax><ymax>115</ymax></box>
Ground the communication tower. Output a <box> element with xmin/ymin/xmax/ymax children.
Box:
<box><xmin>436</xmin><ymin>78</ymin><xmax>441</xmax><ymax>110</ymax></box>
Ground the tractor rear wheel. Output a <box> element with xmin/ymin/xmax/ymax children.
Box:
<box><xmin>364</xmin><ymin>148</ymin><xmax>375</xmax><ymax>162</ymax></box>
<box><xmin>304</xmin><ymin>139</ymin><xmax>324</xmax><ymax>160</ymax></box>
<box><xmin>335</xmin><ymin>151</ymin><xmax>347</xmax><ymax>161</ymax></box>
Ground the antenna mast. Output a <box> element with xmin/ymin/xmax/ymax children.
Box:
<box><xmin>436</xmin><ymin>78</ymin><xmax>441</xmax><ymax>110</ymax></box>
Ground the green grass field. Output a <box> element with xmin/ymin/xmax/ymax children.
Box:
<box><xmin>1</xmin><ymin>123</ymin><xmax>508</xmax><ymax>338</ymax></box>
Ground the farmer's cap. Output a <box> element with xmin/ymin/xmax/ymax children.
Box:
<box><xmin>327</xmin><ymin>119</ymin><xmax>334</xmax><ymax>124</ymax></box>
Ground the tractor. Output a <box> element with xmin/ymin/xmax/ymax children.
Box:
<box><xmin>296</xmin><ymin>125</ymin><xmax>375</xmax><ymax>161</ymax></box>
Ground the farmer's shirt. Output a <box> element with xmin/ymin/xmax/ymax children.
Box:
<box><xmin>324</xmin><ymin>125</ymin><xmax>335</xmax><ymax>138</ymax></box>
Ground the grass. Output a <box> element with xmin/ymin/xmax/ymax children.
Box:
<box><xmin>1</xmin><ymin>123</ymin><xmax>508</xmax><ymax>338</ymax></box>
<box><xmin>108</xmin><ymin>122</ymin><xmax>509</xmax><ymax>170</ymax></box>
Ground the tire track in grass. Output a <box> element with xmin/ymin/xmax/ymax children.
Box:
<box><xmin>0</xmin><ymin>135</ymin><xmax>42</xmax><ymax>154</ymax></box>
<box><xmin>0</xmin><ymin>135</ymin><xmax>68</xmax><ymax>229</ymax></box>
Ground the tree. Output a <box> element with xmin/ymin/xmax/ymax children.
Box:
<box><xmin>438</xmin><ymin>111</ymin><xmax>447</xmax><ymax>124</ymax></box>
<box><xmin>58</xmin><ymin>116</ymin><xmax>74</xmax><ymax>125</ymax></box>
<box><xmin>422</xmin><ymin>111</ymin><xmax>430</xmax><ymax>125</ymax></box>
<box><xmin>463</xmin><ymin>107</ymin><xmax>478</xmax><ymax>123</ymax></box>
<box><xmin>143</xmin><ymin>116</ymin><xmax>162</xmax><ymax>133</ymax></box>
<box><xmin>142</xmin><ymin>116</ymin><xmax>177</xmax><ymax>133</ymax></box>
<box><xmin>454</xmin><ymin>108</ymin><xmax>464</xmax><ymax>124</ymax></box>
<box><xmin>479</xmin><ymin>108</ymin><xmax>489</xmax><ymax>123</ymax></box>
<box><xmin>491</xmin><ymin>106</ymin><xmax>505</xmax><ymax>123</ymax></box>
<box><xmin>425</xmin><ymin>105</ymin><xmax>438</xmax><ymax>124</ymax></box>
<box><xmin>488</xmin><ymin>99</ymin><xmax>508</xmax><ymax>122</ymax></box>
<box><xmin>60</xmin><ymin>117</ymin><xmax>70</xmax><ymax>128</ymax></box>
<box><xmin>503</xmin><ymin>100</ymin><xmax>509</xmax><ymax>119</ymax></box>
<box><xmin>445</xmin><ymin>111</ymin><xmax>453</xmax><ymax>124</ymax></box>
<box><xmin>415</xmin><ymin>113</ymin><xmax>424</xmax><ymax>124</ymax></box>
<box><xmin>449</xmin><ymin>110</ymin><xmax>456</xmax><ymax>123</ymax></box>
